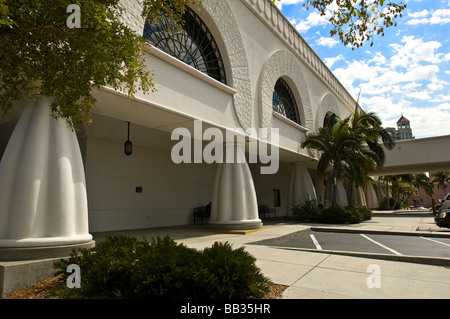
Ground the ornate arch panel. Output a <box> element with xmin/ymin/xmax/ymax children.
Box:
<box><xmin>317</xmin><ymin>92</ymin><xmax>340</xmax><ymax>131</ymax></box>
<box><xmin>202</xmin><ymin>0</ymin><xmax>253</xmax><ymax>129</ymax></box>
<box><xmin>260</xmin><ymin>50</ymin><xmax>313</xmax><ymax>131</ymax></box>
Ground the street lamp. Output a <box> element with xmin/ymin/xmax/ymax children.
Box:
<box><xmin>124</xmin><ymin>121</ymin><xmax>132</xmax><ymax>156</ymax></box>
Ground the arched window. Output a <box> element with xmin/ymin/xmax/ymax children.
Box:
<box><xmin>143</xmin><ymin>7</ymin><xmax>227</xmax><ymax>84</ymax></box>
<box><xmin>272</xmin><ymin>78</ymin><xmax>300</xmax><ymax>124</ymax></box>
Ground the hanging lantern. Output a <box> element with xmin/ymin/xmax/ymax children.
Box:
<box><xmin>124</xmin><ymin>121</ymin><xmax>132</xmax><ymax>156</ymax></box>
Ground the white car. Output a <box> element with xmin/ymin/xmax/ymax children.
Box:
<box><xmin>439</xmin><ymin>193</ymin><xmax>450</xmax><ymax>211</ymax></box>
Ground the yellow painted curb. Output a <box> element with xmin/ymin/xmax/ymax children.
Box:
<box><xmin>204</xmin><ymin>227</ymin><xmax>271</xmax><ymax>235</ymax></box>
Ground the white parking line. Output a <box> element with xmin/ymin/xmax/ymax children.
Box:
<box><xmin>310</xmin><ymin>234</ymin><xmax>322</xmax><ymax>250</ymax></box>
<box><xmin>420</xmin><ymin>236</ymin><xmax>450</xmax><ymax>247</ymax></box>
<box><xmin>360</xmin><ymin>234</ymin><xmax>402</xmax><ymax>255</ymax></box>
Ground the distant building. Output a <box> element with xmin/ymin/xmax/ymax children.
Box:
<box><xmin>411</xmin><ymin>171</ymin><xmax>448</xmax><ymax>208</ymax></box>
<box><xmin>386</xmin><ymin>115</ymin><xmax>415</xmax><ymax>141</ymax></box>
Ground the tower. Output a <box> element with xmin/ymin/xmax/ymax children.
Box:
<box><xmin>396</xmin><ymin>114</ymin><xmax>414</xmax><ymax>140</ymax></box>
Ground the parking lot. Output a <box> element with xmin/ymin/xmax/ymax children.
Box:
<box><xmin>263</xmin><ymin>230</ymin><xmax>450</xmax><ymax>259</ymax></box>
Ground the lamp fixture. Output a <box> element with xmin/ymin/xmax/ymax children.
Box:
<box><xmin>124</xmin><ymin>121</ymin><xmax>133</xmax><ymax>156</ymax></box>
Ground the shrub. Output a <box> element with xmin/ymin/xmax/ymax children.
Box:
<box><xmin>291</xmin><ymin>201</ymin><xmax>373</xmax><ymax>224</ymax></box>
<box><xmin>319</xmin><ymin>205</ymin><xmax>372</xmax><ymax>224</ymax></box>
<box><xmin>354</xmin><ymin>205</ymin><xmax>372</xmax><ymax>221</ymax></box>
<box><xmin>319</xmin><ymin>205</ymin><xmax>353</xmax><ymax>224</ymax></box>
<box><xmin>53</xmin><ymin>235</ymin><xmax>270</xmax><ymax>299</ymax></box>
<box><xmin>291</xmin><ymin>199</ymin><xmax>321</xmax><ymax>223</ymax></box>
<box><xmin>195</xmin><ymin>242</ymin><xmax>270</xmax><ymax>299</ymax></box>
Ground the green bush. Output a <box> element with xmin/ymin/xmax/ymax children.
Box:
<box><xmin>355</xmin><ymin>205</ymin><xmax>372</xmax><ymax>221</ymax></box>
<box><xmin>291</xmin><ymin>200</ymin><xmax>372</xmax><ymax>224</ymax></box>
<box><xmin>195</xmin><ymin>242</ymin><xmax>269</xmax><ymax>299</ymax></box>
<box><xmin>53</xmin><ymin>235</ymin><xmax>270</xmax><ymax>299</ymax></box>
<box><xmin>319</xmin><ymin>205</ymin><xmax>353</xmax><ymax>224</ymax></box>
<box><xmin>291</xmin><ymin>199</ymin><xmax>321</xmax><ymax>223</ymax></box>
<box><xmin>319</xmin><ymin>205</ymin><xmax>372</xmax><ymax>224</ymax></box>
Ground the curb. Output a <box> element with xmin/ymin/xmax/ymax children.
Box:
<box><xmin>310</xmin><ymin>226</ymin><xmax>450</xmax><ymax>238</ymax></box>
<box><xmin>273</xmin><ymin>246</ymin><xmax>450</xmax><ymax>267</ymax></box>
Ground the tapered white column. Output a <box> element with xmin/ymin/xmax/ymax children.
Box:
<box><xmin>336</xmin><ymin>181</ymin><xmax>349</xmax><ymax>205</ymax></box>
<box><xmin>210</xmin><ymin>143</ymin><xmax>262</xmax><ymax>230</ymax></box>
<box><xmin>364</xmin><ymin>183</ymin><xmax>378</xmax><ymax>209</ymax></box>
<box><xmin>325</xmin><ymin>179</ymin><xmax>348</xmax><ymax>206</ymax></box>
<box><xmin>0</xmin><ymin>97</ymin><xmax>92</xmax><ymax>247</ymax></box>
<box><xmin>288</xmin><ymin>163</ymin><xmax>317</xmax><ymax>213</ymax></box>
<box><xmin>351</xmin><ymin>185</ymin><xmax>367</xmax><ymax>207</ymax></box>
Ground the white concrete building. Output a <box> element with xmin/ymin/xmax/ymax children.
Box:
<box><xmin>0</xmin><ymin>0</ymin><xmax>357</xmax><ymax>246</ymax></box>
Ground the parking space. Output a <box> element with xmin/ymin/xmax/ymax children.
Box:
<box><xmin>263</xmin><ymin>231</ymin><xmax>450</xmax><ymax>259</ymax></box>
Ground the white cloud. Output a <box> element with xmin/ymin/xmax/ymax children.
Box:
<box><xmin>316</xmin><ymin>36</ymin><xmax>339</xmax><ymax>48</ymax></box>
<box><xmin>407</xmin><ymin>8</ymin><xmax>450</xmax><ymax>25</ymax></box>
<box><xmin>274</xmin><ymin>0</ymin><xmax>304</xmax><ymax>10</ymax></box>
<box><xmin>426</xmin><ymin>79</ymin><xmax>447</xmax><ymax>91</ymax></box>
<box><xmin>362</xmin><ymin>97</ymin><xmax>450</xmax><ymax>138</ymax></box>
<box><xmin>368</xmin><ymin>52</ymin><xmax>387</xmax><ymax>65</ymax></box>
<box><xmin>408</xmin><ymin>91</ymin><xmax>432</xmax><ymax>100</ymax></box>
<box><xmin>328</xmin><ymin>34</ymin><xmax>449</xmax><ymax>138</ymax></box>
<box><xmin>293</xmin><ymin>11</ymin><xmax>331</xmax><ymax>32</ymax></box>
<box><xmin>408</xmin><ymin>9</ymin><xmax>429</xmax><ymax>18</ymax></box>
<box><xmin>324</xmin><ymin>54</ymin><xmax>344</xmax><ymax>68</ymax></box>
<box><xmin>389</xmin><ymin>36</ymin><xmax>442</xmax><ymax>68</ymax></box>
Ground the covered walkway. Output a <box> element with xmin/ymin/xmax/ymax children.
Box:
<box><xmin>375</xmin><ymin>135</ymin><xmax>450</xmax><ymax>176</ymax></box>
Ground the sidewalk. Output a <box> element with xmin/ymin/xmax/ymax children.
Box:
<box><xmin>93</xmin><ymin>210</ymin><xmax>450</xmax><ymax>299</ymax></box>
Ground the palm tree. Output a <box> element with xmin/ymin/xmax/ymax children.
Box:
<box><xmin>432</xmin><ymin>171</ymin><xmax>450</xmax><ymax>197</ymax></box>
<box><xmin>345</xmin><ymin>109</ymin><xmax>395</xmax><ymax>204</ymax></box>
<box><xmin>302</xmin><ymin>110</ymin><xmax>395</xmax><ymax>207</ymax></box>
<box><xmin>350</xmin><ymin>109</ymin><xmax>395</xmax><ymax>169</ymax></box>
<box><xmin>380</xmin><ymin>174</ymin><xmax>416</xmax><ymax>209</ymax></box>
<box><xmin>413</xmin><ymin>173</ymin><xmax>434</xmax><ymax>197</ymax></box>
<box><xmin>302</xmin><ymin>114</ymin><xmax>372</xmax><ymax>206</ymax></box>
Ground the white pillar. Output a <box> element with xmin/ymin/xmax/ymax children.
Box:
<box><xmin>336</xmin><ymin>180</ymin><xmax>349</xmax><ymax>206</ymax></box>
<box><xmin>364</xmin><ymin>183</ymin><xmax>379</xmax><ymax>209</ymax></box>
<box><xmin>324</xmin><ymin>178</ymin><xmax>348</xmax><ymax>206</ymax></box>
<box><xmin>0</xmin><ymin>97</ymin><xmax>92</xmax><ymax>247</ymax></box>
<box><xmin>288</xmin><ymin>163</ymin><xmax>317</xmax><ymax>214</ymax></box>
<box><xmin>210</xmin><ymin>143</ymin><xmax>262</xmax><ymax>230</ymax></box>
<box><xmin>351</xmin><ymin>185</ymin><xmax>367</xmax><ymax>207</ymax></box>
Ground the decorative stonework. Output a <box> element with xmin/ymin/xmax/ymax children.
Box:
<box><xmin>317</xmin><ymin>92</ymin><xmax>340</xmax><ymax>130</ymax></box>
<box><xmin>119</xmin><ymin>0</ymin><xmax>145</xmax><ymax>35</ymax></box>
<box><xmin>242</xmin><ymin>0</ymin><xmax>356</xmax><ymax>111</ymax></box>
<box><xmin>202</xmin><ymin>0</ymin><xmax>253</xmax><ymax>130</ymax></box>
<box><xmin>260</xmin><ymin>50</ymin><xmax>314</xmax><ymax>131</ymax></box>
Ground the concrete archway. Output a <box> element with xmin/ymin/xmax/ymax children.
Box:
<box><xmin>260</xmin><ymin>50</ymin><xmax>314</xmax><ymax>131</ymax></box>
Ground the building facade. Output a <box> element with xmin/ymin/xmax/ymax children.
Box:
<box><xmin>0</xmin><ymin>0</ymin><xmax>362</xmax><ymax>246</ymax></box>
<box><xmin>386</xmin><ymin>115</ymin><xmax>415</xmax><ymax>141</ymax></box>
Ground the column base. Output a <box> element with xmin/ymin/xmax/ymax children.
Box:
<box><xmin>0</xmin><ymin>240</ymin><xmax>95</xmax><ymax>261</ymax></box>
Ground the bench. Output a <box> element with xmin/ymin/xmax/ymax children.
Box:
<box><xmin>193</xmin><ymin>202</ymin><xmax>211</xmax><ymax>225</ymax></box>
<box><xmin>258</xmin><ymin>205</ymin><xmax>277</xmax><ymax>219</ymax></box>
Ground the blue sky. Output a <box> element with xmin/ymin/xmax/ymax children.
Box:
<box><xmin>275</xmin><ymin>0</ymin><xmax>450</xmax><ymax>138</ymax></box>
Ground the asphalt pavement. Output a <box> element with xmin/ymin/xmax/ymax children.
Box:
<box><xmin>92</xmin><ymin>210</ymin><xmax>450</xmax><ymax>299</ymax></box>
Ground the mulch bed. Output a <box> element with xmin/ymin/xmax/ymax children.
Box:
<box><xmin>3</xmin><ymin>275</ymin><xmax>288</xmax><ymax>299</ymax></box>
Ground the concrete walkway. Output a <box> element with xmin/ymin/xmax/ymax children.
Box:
<box><xmin>92</xmin><ymin>210</ymin><xmax>450</xmax><ymax>299</ymax></box>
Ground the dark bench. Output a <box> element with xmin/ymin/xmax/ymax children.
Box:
<box><xmin>258</xmin><ymin>205</ymin><xmax>277</xmax><ymax>219</ymax></box>
<box><xmin>193</xmin><ymin>202</ymin><xmax>211</xmax><ymax>225</ymax></box>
